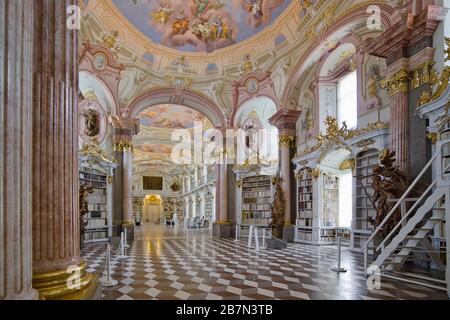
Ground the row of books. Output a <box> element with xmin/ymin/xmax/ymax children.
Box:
<box><xmin>84</xmin><ymin>231</ymin><xmax>107</xmax><ymax>240</ymax></box>
<box><xmin>86</xmin><ymin>211</ymin><xmax>107</xmax><ymax>219</ymax></box>
<box><xmin>242</xmin><ymin>218</ymin><xmax>270</xmax><ymax>226</ymax></box>
<box><xmin>298</xmin><ymin>194</ymin><xmax>313</xmax><ymax>202</ymax></box>
<box><xmin>244</xmin><ymin>176</ymin><xmax>270</xmax><ymax>183</ymax></box>
<box><xmin>297</xmin><ymin>218</ymin><xmax>313</xmax><ymax>227</ymax></box>
<box><xmin>298</xmin><ymin>180</ymin><xmax>313</xmax><ymax>187</ymax></box>
<box><xmin>87</xmin><ymin>203</ymin><xmax>107</xmax><ymax>212</ymax></box>
<box><xmin>298</xmin><ymin>186</ymin><xmax>312</xmax><ymax>193</ymax></box>
<box><xmin>298</xmin><ymin>211</ymin><xmax>313</xmax><ymax>219</ymax></box>
<box><xmin>298</xmin><ymin>202</ymin><xmax>312</xmax><ymax>210</ymax></box>
<box><xmin>297</xmin><ymin>230</ymin><xmax>313</xmax><ymax>241</ymax></box>
<box><xmin>85</xmin><ymin>218</ymin><xmax>107</xmax><ymax>228</ymax></box>
<box><xmin>90</xmin><ymin>188</ymin><xmax>107</xmax><ymax>195</ymax></box>
<box><xmin>243</xmin><ymin>191</ymin><xmax>271</xmax><ymax>198</ymax></box>
<box><xmin>243</xmin><ymin>203</ymin><xmax>271</xmax><ymax>211</ymax></box>
<box><xmin>87</xmin><ymin>195</ymin><xmax>107</xmax><ymax>203</ymax></box>
<box><xmin>80</xmin><ymin>172</ymin><xmax>107</xmax><ymax>182</ymax></box>
<box><xmin>242</xmin><ymin>211</ymin><xmax>272</xmax><ymax>219</ymax></box>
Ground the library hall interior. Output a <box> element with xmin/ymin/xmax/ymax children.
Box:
<box><xmin>2</xmin><ymin>0</ymin><xmax>450</xmax><ymax>302</ymax></box>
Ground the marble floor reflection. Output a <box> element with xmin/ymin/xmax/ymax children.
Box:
<box><xmin>81</xmin><ymin>224</ymin><xmax>449</xmax><ymax>300</ymax></box>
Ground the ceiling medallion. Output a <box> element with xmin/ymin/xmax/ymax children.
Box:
<box><xmin>245</xmin><ymin>78</ymin><xmax>259</xmax><ymax>93</ymax></box>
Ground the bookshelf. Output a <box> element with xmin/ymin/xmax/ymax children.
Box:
<box><xmin>352</xmin><ymin>149</ymin><xmax>379</xmax><ymax>251</ymax></box>
<box><xmin>322</xmin><ymin>173</ymin><xmax>339</xmax><ymax>228</ymax></box>
<box><xmin>205</xmin><ymin>195</ymin><xmax>213</xmax><ymax>221</ymax></box>
<box><xmin>80</xmin><ymin>168</ymin><xmax>109</xmax><ymax>243</ymax></box>
<box><xmin>241</xmin><ymin>175</ymin><xmax>272</xmax><ymax>226</ymax></box>
<box><xmin>163</xmin><ymin>199</ymin><xmax>174</xmax><ymax>220</ymax></box>
<box><xmin>296</xmin><ymin>168</ymin><xmax>315</xmax><ymax>242</ymax></box>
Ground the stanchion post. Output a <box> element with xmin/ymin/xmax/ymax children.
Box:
<box><xmin>248</xmin><ymin>226</ymin><xmax>254</xmax><ymax>248</ymax></box>
<box><xmin>331</xmin><ymin>236</ymin><xmax>347</xmax><ymax>273</ymax></box>
<box><xmin>101</xmin><ymin>243</ymin><xmax>118</xmax><ymax>287</ymax></box>
<box><xmin>254</xmin><ymin>227</ymin><xmax>260</xmax><ymax>251</ymax></box>
<box><xmin>117</xmin><ymin>232</ymin><xmax>128</xmax><ymax>260</ymax></box>
<box><xmin>234</xmin><ymin>225</ymin><xmax>239</xmax><ymax>242</ymax></box>
<box><xmin>124</xmin><ymin>227</ymin><xmax>130</xmax><ymax>248</ymax></box>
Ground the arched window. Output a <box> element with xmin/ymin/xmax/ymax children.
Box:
<box><xmin>337</xmin><ymin>70</ymin><xmax>357</xmax><ymax>129</ymax></box>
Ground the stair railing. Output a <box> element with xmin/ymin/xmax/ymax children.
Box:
<box><xmin>362</xmin><ymin>137</ymin><xmax>450</xmax><ymax>275</ymax></box>
<box><xmin>362</xmin><ymin>150</ymin><xmax>438</xmax><ymax>275</ymax></box>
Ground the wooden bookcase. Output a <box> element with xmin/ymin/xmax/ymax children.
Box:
<box><xmin>241</xmin><ymin>175</ymin><xmax>272</xmax><ymax>226</ymax></box>
<box><xmin>352</xmin><ymin>149</ymin><xmax>379</xmax><ymax>251</ymax></box>
<box><xmin>80</xmin><ymin>168</ymin><xmax>109</xmax><ymax>243</ymax></box>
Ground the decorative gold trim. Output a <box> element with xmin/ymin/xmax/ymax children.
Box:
<box><xmin>80</xmin><ymin>138</ymin><xmax>116</xmax><ymax>163</ymax></box>
<box><xmin>426</xmin><ymin>132</ymin><xmax>438</xmax><ymax>144</ymax></box>
<box><xmin>339</xmin><ymin>159</ymin><xmax>355</xmax><ymax>171</ymax></box>
<box><xmin>216</xmin><ymin>220</ymin><xmax>230</xmax><ymax>225</ymax></box>
<box><xmin>32</xmin><ymin>261</ymin><xmax>98</xmax><ymax>300</ymax></box>
<box><xmin>356</xmin><ymin>138</ymin><xmax>375</xmax><ymax>148</ymax></box>
<box><xmin>236</xmin><ymin>179</ymin><xmax>242</xmax><ymax>188</ymax></box>
<box><xmin>410</xmin><ymin>61</ymin><xmax>436</xmax><ymax>90</ymax></box>
<box><xmin>295</xmin><ymin>117</ymin><xmax>389</xmax><ymax>158</ymax></box>
<box><xmin>115</xmin><ymin>140</ymin><xmax>133</xmax><ymax>152</ymax></box>
<box><xmin>279</xmin><ymin>135</ymin><xmax>296</xmax><ymax>148</ymax></box>
<box><xmin>380</xmin><ymin>69</ymin><xmax>409</xmax><ymax>96</ymax></box>
<box><xmin>417</xmin><ymin>37</ymin><xmax>450</xmax><ymax>107</ymax></box>
<box><xmin>122</xmin><ymin>220</ymin><xmax>135</xmax><ymax>227</ymax></box>
<box><xmin>312</xmin><ymin>168</ymin><xmax>321</xmax><ymax>179</ymax></box>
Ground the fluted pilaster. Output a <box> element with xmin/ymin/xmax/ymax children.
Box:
<box><xmin>391</xmin><ymin>92</ymin><xmax>410</xmax><ymax>173</ymax></box>
<box><xmin>0</xmin><ymin>0</ymin><xmax>38</xmax><ymax>300</ymax></box>
<box><xmin>30</xmin><ymin>0</ymin><xmax>99</xmax><ymax>300</ymax></box>
<box><xmin>32</xmin><ymin>0</ymin><xmax>80</xmax><ymax>274</ymax></box>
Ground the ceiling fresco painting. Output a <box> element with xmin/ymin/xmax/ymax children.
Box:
<box><xmin>134</xmin><ymin>104</ymin><xmax>213</xmax><ymax>171</ymax></box>
<box><xmin>112</xmin><ymin>0</ymin><xmax>292</xmax><ymax>52</ymax></box>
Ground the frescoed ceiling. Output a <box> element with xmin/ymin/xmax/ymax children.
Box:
<box><xmin>111</xmin><ymin>0</ymin><xmax>292</xmax><ymax>52</ymax></box>
<box><xmin>134</xmin><ymin>104</ymin><xmax>213</xmax><ymax>175</ymax></box>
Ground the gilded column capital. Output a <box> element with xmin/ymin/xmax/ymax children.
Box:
<box><xmin>380</xmin><ymin>69</ymin><xmax>409</xmax><ymax>96</ymax></box>
<box><xmin>279</xmin><ymin>135</ymin><xmax>297</xmax><ymax>149</ymax></box>
<box><xmin>114</xmin><ymin>140</ymin><xmax>134</xmax><ymax>152</ymax></box>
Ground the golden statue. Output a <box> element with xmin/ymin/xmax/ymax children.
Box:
<box><xmin>79</xmin><ymin>184</ymin><xmax>93</xmax><ymax>245</ymax></box>
<box><xmin>270</xmin><ymin>177</ymin><xmax>285</xmax><ymax>237</ymax></box>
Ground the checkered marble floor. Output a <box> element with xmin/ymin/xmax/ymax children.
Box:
<box><xmin>81</xmin><ymin>225</ymin><xmax>448</xmax><ymax>300</ymax></box>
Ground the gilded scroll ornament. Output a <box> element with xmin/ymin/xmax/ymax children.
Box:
<box><xmin>417</xmin><ymin>37</ymin><xmax>450</xmax><ymax>108</ymax></box>
<box><xmin>115</xmin><ymin>140</ymin><xmax>134</xmax><ymax>152</ymax></box>
<box><xmin>380</xmin><ymin>69</ymin><xmax>409</xmax><ymax>96</ymax></box>
<box><xmin>279</xmin><ymin>135</ymin><xmax>297</xmax><ymax>148</ymax></box>
<box><xmin>339</xmin><ymin>159</ymin><xmax>355</xmax><ymax>171</ymax></box>
<box><xmin>294</xmin><ymin>117</ymin><xmax>389</xmax><ymax>158</ymax></box>
<box><xmin>80</xmin><ymin>138</ymin><xmax>115</xmax><ymax>163</ymax></box>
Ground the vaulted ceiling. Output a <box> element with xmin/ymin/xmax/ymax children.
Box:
<box><xmin>133</xmin><ymin>104</ymin><xmax>213</xmax><ymax>176</ymax></box>
<box><xmin>111</xmin><ymin>0</ymin><xmax>292</xmax><ymax>52</ymax></box>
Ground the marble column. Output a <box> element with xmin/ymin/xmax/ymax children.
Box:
<box><xmin>269</xmin><ymin>110</ymin><xmax>301</xmax><ymax>242</ymax></box>
<box><xmin>122</xmin><ymin>148</ymin><xmax>133</xmax><ymax>226</ymax></box>
<box><xmin>31</xmin><ymin>0</ymin><xmax>99</xmax><ymax>300</ymax></box>
<box><xmin>213</xmin><ymin>130</ymin><xmax>230</xmax><ymax>238</ymax></box>
<box><xmin>0</xmin><ymin>0</ymin><xmax>38</xmax><ymax>300</ymax></box>
<box><xmin>111</xmin><ymin>116</ymin><xmax>139</xmax><ymax>240</ymax></box>
<box><xmin>382</xmin><ymin>66</ymin><xmax>410</xmax><ymax>173</ymax></box>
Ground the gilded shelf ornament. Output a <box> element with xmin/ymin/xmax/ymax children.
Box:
<box><xmin>236</xmin><ymin>179</ymin><xmax>242</xmax><ymax>188</ymax></box>
<box><xmin>380</xmin><ymin>69</ymin><xmax>409</xmax><ymax>96</ymax></box>
<box><xmin>312</xmin><ymin>168</ymin><xmax>321</xmax><ymax>179</ymax></box>
<box><xmin>417</xmin><ymin>37</ymin><xmax>450</xmax><ymax>108</ymax></box>
<box><xmin>426</xmin><ymin>132</ymin><xmax>438</xmax><ymax>144</ymax></box>
<box><xmin>339</xmin><ymin>159</ymin><xmax>355</xmax><ymax>171</ymax></box>
<box><xmin>115</xmin><ymin>140</ymin><xmax>133</xmax><ymax>152</ymax></box>
<box><xmin>279</xmin><ymin>135</ymin><xmax>297</xmax><ymax>148</ymax></box>
<box><xmin>80</xmin><ymin>138</ymin><xmax>115</xmax><ymax>163</ymax></box>
<box><xmin>295</xmin><ymin>117</ymin><xmax>389</xmax><ymax>158</ymax></box>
